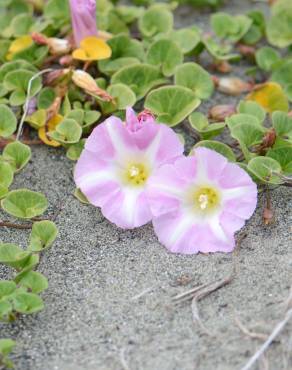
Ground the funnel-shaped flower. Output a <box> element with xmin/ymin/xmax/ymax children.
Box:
<box><xmin>74</xmin><ymin>108</ymin><xmax>184</xmax><ymax>229</ymax></box>
<box><xmin>69</xmin><ymin>0</ymin><xmax>98</xmax><ymax>46</ymax></box>
<box><xmin>147</xmin><ymin>148</ymin><xmax>257</xmax><ymax>254</ymax></box>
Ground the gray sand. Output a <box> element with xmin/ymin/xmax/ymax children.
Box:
<box><xmin>0</xmin><ymin>1</ymin><xmax>291</xmax><ymax>370</ymax></box>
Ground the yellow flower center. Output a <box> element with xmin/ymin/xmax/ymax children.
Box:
<box><xmin>124</xmin><ymin>163</ymin><xmax>148</xmax><ymax>186</ymax></box>
<box><xmin>193</xmin><ymin>186</ymin><xmax>220</xmax><ymax>212</ymax></box>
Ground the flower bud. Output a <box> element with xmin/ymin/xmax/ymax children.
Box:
<box><xmin>71</xmin><ymin>70</ymin><xmax>113</xmax><ymax>101</ymax></box>
<box><xmin>32</xmin><ymin>32</ymin><xmax>71</xmax><ymax>55</ymax></box>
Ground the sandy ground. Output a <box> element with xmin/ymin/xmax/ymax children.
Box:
<box><xmin>0</xmin><ymin>1</ymin><xmax>291</xmax><ymax>370</ymax></box>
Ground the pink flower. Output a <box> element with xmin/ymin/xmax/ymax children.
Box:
<box><xmin>69</xmin><ymin>0</ymin><xmax>98</xmax><ymax>46</ymax></box>
<box><xmin>147</xmin><ymin>148</ymin><xmax>257</xmax><ymax>254</ymax></box>
<box><xmin>74</xmin><ymin>108</ymin><xmax>184</xmax><ymax>229</ymax></box>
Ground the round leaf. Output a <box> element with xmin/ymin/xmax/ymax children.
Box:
<box><xmin>175</xmin><ymin>63</ymin><xmax>214</xmax><ymax>100</ymax></box>
<box><xmin>147</xmin><ymin>39</ymin><xmax>183</xmax><ymax>77</ymax></box>
<box><xmin>145</xmin><ymin>85</ymin><xmax>201</xmax><ymax>127</ymax></box>
<box><xmin>1</xmin><ymin>189</ymin><xmax>48</xmax><ymax>219</ymax></box>
<box><xmin>18</xmin><ymin>271</ymin><xmax>48</xmax><ymax>294</ymax></box>
<box><xmin>2</xmin><ymin>141</ymin><xmax>31</xmax><ymax>172</ymax></box>
<box><xmin>248</xmin><ymin>156</ymin><xmax>283</xmax><ymax>184</ymax></box>
<box><xmin>138</xmin><ymin>6</ymin><xmax>173</xmax><ymax>38</ymax></box>
<box><xmin>0</xmin><ymin>104</ymin><xmax>17</xmax><ymax>137</ymax></box>
<box><xmin>28</xmin><ymin>220</ymin><xmax>58</xmax><ymax>252</ymax></box>
<box><xmin>49</xmin><ymin>118</ymin><xmax>82</xmax><ymax>144</ymax></box>
<box><xmin>13</xmin><ymin>292</ymin><xmax>44</xmax><ymax>314</ymax></box>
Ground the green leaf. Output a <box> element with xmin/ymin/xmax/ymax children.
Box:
<box><xmin>267</xmin><ymin>146</ymin><xmax>292</xmax><ymax>174</ymax></box>
<box><xmin>247</xmin><ymin>156</ymin><xmax>283</xmax><ymax>184</ymax></box>
<box><xmin>18</xmin><ymin>271</ymin><xmax>48</xmax><ymax>294</ymax></box>
<box><xmin>193</xmin><ymin>140</ymin><xmax>236</xmax><ymax>162</ymax></box>
<box><xmin>66</xmin><ymin>139</ymin><xmax>86</xmax><ymax>161</ymax></box>
<box><xmin>146</xmin><ymin>39</ymin><xmax>183</xmax><ymax>77</ymax></box>
<box><xmin>226</xmin><ymin>113</ymin><xmax>262</xmax><ymax>129</ymax></box>
<box><xmin>255</xmin><ymin>47</ymin><xmax>281</xmax><ymax>72</ymax></box>
<box><xmin>111</xmin><ymin>64</ymin><xmax>166</xmax><ymax>100</ymax></box>
<box><xmin>49</xmin><ymin>118</ymin><xmax>82</xmax><ymax>144</ymax></box>
<box><xmin>138</xmin><ymin>5</ymin><xmax>173</xmax><ymax>38</ymax></box>
<box><xmin>1</xmin><ymin>189</ymin><xmax>48</xmax><ymax>219</ymax></box>
<box><xmin>0</xmin><ymin>300</ymin><xmax>13</xmax><ymax>320</ymax></box>
<box><xmin>2</xmin><ymin>141</ymin><xmax>31</xmax><ymax>172</ymax></box>
<box><xmin>98</xmin><ymin>34</ymin><xmax>145</xmax><ymax>75</ymax></box>
<box><xmin>37</xmin><ymin>87</ymin><xmax>56</xmax><ymax>109</ymax></box>
<box><xmin>4</xmin><ymin>69</ymin><xmax>42</xmax><ymax>100</ymax></box>
<box><xmin>266</xmin><ymin>0</ymin><xmax>292</xmax><ymax>48</ymax></box>
<box><xmin>0</xmin><ymin>104</ymin><xmax>17</xmax><ymax>137</ymax></box>
<box><xmin>66</xmin><ymin>109</ymin><xmax>84</xmax><ymax>125</ymax></box>
<box><xmin>0</xmin><ymin>339</ymin><xmax>15</xmax><ymax>356</ymax></box>
<box><xmin>189</xmin><ymin>112</ymin><xmax>225</xmax><ymax>139</ymax></box>
<box><xmin>0</xmin><ymin>281</ymin><xmax>16</xmax><ymax>299</ymax></box>
<box><xmin>0</xmin><ymin>243</ymin><xmax>31</xmax><ymax>269</ymax></box>
<box><xmin>237</xmin><ymin>101</ymin><xmax>266</xmax><ymax>123</ymax></box>
<box><xmin>0</xmin><ymin>162</ymin><xmax>14</xmax><ymax>189</ymax></box>
<box><xmin>83</xmin><ymin>111</ymin><xmax>101</xmax><ymax>128</ymax></box>
<box><xmin>271</xmin><ymin>60</ymin><xmax>292</xmax><ymax>90</ymax></box>
<box><xmin>175</xmin><ymin>62</ymin><xmax>214</xmax><ymax>100</ymax></box>
<box><xmin>230</xmin><ymin>121</ymin><xmax>265</xmax><ymax>160</ymax></box>
<box><xmin>0</xmin><ymin>60</ymin><xmax>37</xmax><ymax>83</ymax></box>
<box><xmin>100</xmin><ymin>83</ymin><xmax>136</xmax><ymax>114</ymax></box>
<box><xmin>25</xmin><ymin>109</ymin><xmax>46</xmax><ymax>129</ymax></box>
<box><xmin>10</xmin><ymin>13</ymin><xmax>33</xmax><ymax>37</ymax></box>
<box><xmin>13</xmin><ymin>292</ymin><xmax>44</xmax><ymax>314</ymax></box>
<box><xmin>14</xmin><ymin>254</ymin><xmax>39</xmax><ymax>281</ymax></box>
<box><xmin>44</xmin><ymin>0</ymin><xmax>70</xmax><ymax>25</ymax></box>
<box><xmin>211</xmin><ymin>12</ymin><xmax>252</xmax><ymax>42</ymax></box>
<box><xmin>169</xmin><ymin>27</ymin><xmax>201</xmax><ymax>54</ymax></box>
<box><xmin>272</xmin><ymin>111</ymin><xmax>292</xmax><ymax>137</ymax></box>
<box><xmin>145</xmin><ymin>86</ymin><xmax>201</xmax><ymax>127</ymax></box>
<box><xmin>203</xmin><ymin>37</ymin><xmax>240</xmax><ymax>61</ymax></box>
<box><xmin>28</xmin><ymin>220</ymin><xmax>58</xmax><ymax>252</ymax></box>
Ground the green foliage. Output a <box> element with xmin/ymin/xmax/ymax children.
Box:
<box><xmin>2</xmin><ymin>141</ymin><xmax>31</xmax><ymax>172</ymax></box>
<box><xmin>138</xmin><ymin>5</ymin><xmax>173</xmax><ymax>38</ymax></box>
<box><xmin>145</xmin><ymin>86</ymin><xmax>201</xmax><ymax>126</ymax></box>
<box><xmin>0</xmin><ymin>104</ymin><xmax>17</xmax><ymax>138</ymax></box>
<box><xmin>189</xmin><ymin>112</ymin><xmax>225</xmax><ymax>139</ymax></box>
<box><xmin>174</xmin><ymin>62</ymin><xmax>214</xmax><ymax>99</ymax></box>
<box><xmin>146</xmin><ymin>39</ymin><xmax>183</xmax><ymax>77</ymax></box>
<box><xmin>111</xmin><ymin>64</ymin><xmax>166</xmax><ymax>100</ymax></box>
<box><xmin>1</xmin><ymin>189</ymin><xmax>48</xmax><ymax>219</ymax></box>
<box><xmin>247</xmin><ymin>156</ymin><xmax>283</xmax><ymax>184</ymax></box>
<box><xmin>255</xmin><ymin>47</ymin><xmax>281</xmax><ymax>72</ymax></box>
<box><xmin>49</xmin><ymin>118</ymin><xmax>82</xmax><ymax>144</ymax></box>
<box><xmin>169</xmin><ymin>27</ymin><xmax>201</xmax><ymax>54</ymax></box>
<box><xmin>211</xmin><ymin>12</ymin><xmax>252</xmax><ymax>42</ymax></box>
<box><xmin>266</xmin><ymin>0</ymin><xmax>292</xmax><ymax>48</ymax></box>
<box><xmin>28</xmin><ymin>220</ymin><xmax>58</xmax><ymax>252</ymax></box>
<box><xmin>0</xmin><ymin>338</ymin><xmax>15</xmax><ymax>369</ymax></box>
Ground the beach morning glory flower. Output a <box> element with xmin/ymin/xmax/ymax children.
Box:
<box><xmin>69</xmin><ymin>0</ymin><xmax>98</xmax><ymax>46</ymax></box>
<box><xmin>74</xmin><ymin>108</ymin><xmax>184</xmax><ymax>229</ymax></box>
<box><xmin>147</xmin><ymin>148</ymin><xmax>257</xmax><ymax>254</ymax></box>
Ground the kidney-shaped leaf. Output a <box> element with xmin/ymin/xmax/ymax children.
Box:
<box><xmin>13</xmin><ymin>292</ymin><xmax>44</xmax><ymax>314</ymax></box>
<box><xmin>248</xmin><ymin>156</ymin><xmax>283</xmax><ymax>184</ymax></box>
<box><xmin>175</xmin><ymin>63</ymin><xmax>214</xmax><ymax>100</ymax></box>
<box><xmin>28</xmin><ymin>220</ymin><xmax>58</xmax><ymax>252</ymax></box>
<box><xmin>145</xmin><ymin>85</ymin><xmax>201</xmax><ymax>127</ymax></box>
<box><xmin>267</xmin><ymin>146</ymin><xmax>292</xmax><ymax>174</ymax></box>
<box><xmin>147</xmin><ymin>39</ymin><xmax>183</xmax><ymax>77</ymax></box>
<box><xmin>2</xmin><ymin>141</ymin><xmax>31</xmax><ymax>172</ymax></box>
<box><xmin>0</xmin><ymin>104</ymin><xmax>17</xmax><ymax>137</ymax></box>
<box><xmin>111</xmin><ymin>64</ymin><xmax>166</xmax><ymax>100</ymax></box>
<box><xmin>18</xmin><ymin>271</ymin><xmax>48</xmax><ymax>294</ymax></box>
<box><xmin>49</xmin><ymin>118</ymin><xmax>82</xmax><ymax>144</ymax></box>
<box><xmin>1</xmin><ymin>189</ymin><xmax>48</xmax><ymax>219</ymax></box>
<box><xmin>138</xmin><ymin>6</ymin><xmax>173</xmax><ymax>38</ymax></box>
<box><xmin>0</xmin><ymin>243</ymin><xmax>31</xmax><ymax>269</ymax></box>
